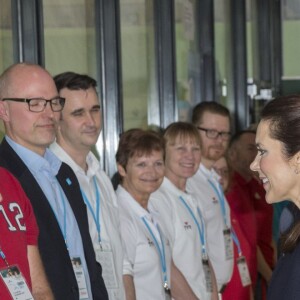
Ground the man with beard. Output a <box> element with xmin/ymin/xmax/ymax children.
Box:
<box><xmin>187</xmin><ymin>102</ymin><xmax>233</xmax><ymax>298</ymax></box>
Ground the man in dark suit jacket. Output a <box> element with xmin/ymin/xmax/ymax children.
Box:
<box><xmin>0</xmin><ymin>63</ymin><xmax>108</xmax><ymax>300</ymax></box>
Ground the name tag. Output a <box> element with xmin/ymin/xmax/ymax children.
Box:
<box><xmin>237</xmin><ymin>256</ymin><xmax>251</xmax><ymax>287</ymax></box>
<box><xmin>71</xmin><ymin>257</ymin><xmax>89</xmax><ymax>299</ymax></box>
<box><xmin>0</xmin><ymin>265</ymin><xmax>33</xmax><ymax>300</ymax></box>
<box><xmin>95</xmin><ymin>243</ymin><xmax>118</xmax><ymax>290</ymax></box>
<box><xmin>223</xmin><ymin>228</ymin><xmax>233</xmax><ymax>260</ymax></box>
<box><xmin>202</xmin><ymin>258</ymin><xmax>213</xmax><ymax>293</ymax></box>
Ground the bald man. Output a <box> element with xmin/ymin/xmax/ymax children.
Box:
<box><xmin>0</xmin><ymin>63</ymin><xmax>108</xmax><ymax>300</ymax></box>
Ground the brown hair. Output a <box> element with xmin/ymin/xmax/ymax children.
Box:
<box><xmin>191</xmin><ymin>101</ymin><xmax>230</xmax><ymax>125</ymax></box>
<box><xmin>260</xmin><ymin>95</ymin><xmax>300</xmax><ymax>253</ymax></box>
<box><xmin>164</xmin><ymin>121</ymin><xmax>201</xmax><ymax>147</ymax></box>
<box><xmin>54</xmin><ymin>71</ymin><xmax>97</xmax><ymax>92</ymax></box>
<box><xmin>260</xmin><ymin>95</ymin><xmax>300</xmax><ymax>160</ymax></box>
<box><xmin>116</xmin><ymin>128</ymin><xmax>164</xmax><ymax>170</ymax></box>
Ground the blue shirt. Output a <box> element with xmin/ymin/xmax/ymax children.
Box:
<box><xmin>6</xmin><ymin>136</ymin><xmax>92</xmax><ymax>299</ymax></box>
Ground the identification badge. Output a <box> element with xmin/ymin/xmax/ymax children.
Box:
<box><xmin>223</xmin><ymin>228</ymin><xmax>233</xmax><ymax>260</ymax></box>
<box><xmin>237</xmin><ymin>256</ymin><xmax>251</xmax><ymax>287</ymax></box>
<box><xmin>0</xmin><ymin>265</ymin><xmax>33</xmax><ymax>300</ymax></box>
<box><xmin>165</xmin><ymin>288</ymin><xmax>171</xmax><ymax>300</ymax></box>
<box><xmin>95</xmin><ymin>243</ymin><xmax>118</xmax><ymax>289</ymax></box>
<box><xmin>71</xmin><ymin>257</ymin><xmax>89</xmax><ymax>299</ymax></box>
<box><xmin>164</xmin><ymin>281</ymin><xmax>171</xmax><ymax>300</ymax></box>
<box><xmin>202</xmin><ymin>258</ymin><xmax>213</xmax><ymax>292</ymax></box>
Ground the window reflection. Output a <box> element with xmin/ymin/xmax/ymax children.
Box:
<box><xmin>175</xmin><ymin>0</ymin><xmax>199</xmax><ymax>122</ymax></box>
<box><xmin>120</xmin><ymin>0</ymin><xmax>158</xmax><ymax>130</ymax></box>
<box><xmin>43</xmin><ymin>0</ymin><xmax>96</xmax><ymax>77</ymax></box>
<box><xmin>0</xmin><ymin>0</ymin><xmax>13</xmax><ymax>139</ymax></box>
<box><xmin>0</xmin><ymin>0</ymin><xmax>13</xmax><ymax>71</ymax></box>
<box><xmin>282</xmin><ymin>0</ymin><xmax>300</xmax><ymax>78</ymax></box>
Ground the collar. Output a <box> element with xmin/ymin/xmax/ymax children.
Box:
<box><xmin>50</xmin><ymin>141</ymin><xmax>100</xmax><ymax>178</ymax></box>
<box><xmin>6</xmin><ymin>136</ymin><xmax>61</xmax><ymax>176</ymax></box>
<box><xmin>199</xmin><ymin>163</ymin><xmax>221</xmax><ymax>182</ymax></box>
<box><xmin>117</xmin><ymin>185</ymin><xmax>153</xmax><ymax>220</ymax></box>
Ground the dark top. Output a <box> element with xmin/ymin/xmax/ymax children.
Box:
<box><xmin>0</xmin><ymin>138</ymin><xmax>108</xmax><ymax>300</ymax></box>
<box><xmin>268</xmin><ymin>202</ymin><xmax>300</xmax><ymax>300</ymax></box>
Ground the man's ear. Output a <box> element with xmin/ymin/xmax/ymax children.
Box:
<box><xmin>0</xmin><ymin>101</ymin><xmax>10</xmax><ymax>122</ymax></box>
<box><xmin>117</xmin><ymin>163</ymin><xmax>126</xmax><ymax>178</ymax></box>
<box><xmin>227</xmin><ymin>147</ymin><xmax>236</xmax><ymax>162</ymax></box>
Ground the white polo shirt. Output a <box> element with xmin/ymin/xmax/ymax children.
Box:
<box><xmin>187</xmin><ymin>163</ymin><xmax>233</xmax><ymax>290</ymax></box>
<box><xmin>116</xmin><ymin>185</ymin><xmax>172</xmax><ymax>300</ymax></box>
<box><xmin>149</xmin><ymin>177</ymin><xmax>212</xmax><ymax>300</ymax></box>
<box><xmin>50</xmin><ymin>142</ymin><xmax>125</xmax><ymax>300</ymax></box>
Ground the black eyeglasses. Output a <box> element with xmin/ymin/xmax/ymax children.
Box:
<box><xmin>2</xmin><ymin>97</ymin><xmax>65</xmax><ymax>112</ymax></box>
<box><xmin>197</xmin><ymin>126</ymin><xmax>231</xmax><ymax>141</ymax></box>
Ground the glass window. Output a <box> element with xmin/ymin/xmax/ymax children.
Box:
<box><xmin>0</xmin><ymin>0</ymin><xmax>13</xmax><ymax>71</ymax></box>
<box><xmin>282</xmin><ymin>0</ymin><xmax>300</xmax><ymax>94</ymax></box>
<box><xmin>246</xmin><ymin>0</ymin><xmax>253</xmax><ymax>81</ymax></box>
<box><xmin>43</xmin><ymin>0</ymin><xmax>102</xmax><ymax>158</ymax></box>
<box><xmin>120</xmin><ymin>0</ymin><xmax>158</xmax><ymax>130</ymax></box>
<box><xmin>175</xmin><ymin>0</ymin><xmax>199</xmax><ymax>122</ymax></box>
<box><xmin>214</xmin><ymin>0</ymin><xmax>229</xmax><ymax>109</ymax></box>
<box><xmin>0</xmin><ymin>0</ymin><xmax>13</xmax><ymax>139</ymax></box>
<box><xmin>43</xmin><ymin>0</ymin><xmax>96</xmax><ymax>78</ymax></box>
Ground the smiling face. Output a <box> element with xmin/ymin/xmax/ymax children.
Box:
<box><xmin>118</xmin><ymin>150</ymin><xmax>165</xmax><ymax>206</ymax></box>
<box><xmin>250</xmin><ymin>120</ymin><xmax>300</xmax><ymax>204</ymax></box>
<box><xmin>196</xmin><ymin>111</ymin><xmax>230</xmax><ymax>168</ymax></box>
<box><xmin>165</xmin><ymin>135</ymin><xmax>201</xmax><ymax>190</ymax></box>
<box><xmin>57</xmin><ymin>87</ymin><xmax>101</xmax><ymax>154</ymax></box>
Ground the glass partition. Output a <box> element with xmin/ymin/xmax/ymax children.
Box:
<box><xmin>0</xmin><ymin>0</ymin><xmax>13</xmax><ymax>72</ymax></box>
<box><xmin>214</xmin><ymin>0</ymin><xmax>228</xmax><ymax>108</ymax></box>
<box><xmin>175</xmin><ymin>0</ymin><xmax>199</xmax><ymax>122</ymax></box>
<box><xmin>120</xmin><ymin>0</ymin><xmax>158</xmax><ymax>130</ymax></box>
<box><xmin>0</xmin><ymin>0</ymin><xmax>13</xmax><ymax>139</ymax></box>
<box><xmin>282</xmin><ymin>0</ymin><xmax>300</xmax><ymax>94</ymax></box>
<box><xmin>43</xmin><ymin>0</ymin><xmax>96</xmax><ymax>78</ymax></box>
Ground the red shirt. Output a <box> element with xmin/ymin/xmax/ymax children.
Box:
<box><xmin>248</xmin><ymin>177</ymin><xmax>274</xmax><ymax>268</ymax></box>
<box><xmin>0</xmin><ymin>168</ymin><xmax>39</xmax><ymax>299</ymax></box>
<box><xmin>226</xmin><ymin>172</ymin><xmax>257</xmax><ymax>284</ymax></box>
<box><xmin>223</xmin><ymin>210</ymin><xmax>252</xmax><ymax>300</ymax></box>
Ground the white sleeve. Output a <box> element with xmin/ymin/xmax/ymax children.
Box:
<box><xmin>149</xmin><ymin>192</ymin><xmax>175</xmax><ymax>247</ymax></box>
<box><xmin>119</xmin><ymin>214</ymin><xmax>138</xmax><ymax>276</ymax></box>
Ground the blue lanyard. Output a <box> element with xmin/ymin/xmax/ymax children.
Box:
<box><xmin>231</xmin><ymin>227</ymin><xmax>242</xmax><ymax>256</ymax></box>
<box><xmin>179</xmin><ymin>196</ymin><xmax>207</xmax><ymax>256</ymax></box>
<box><xmin>47</xmin><ymin>182</ymin><xmax>68</xmax><ymax>248</ymax></box>
<box><xmin>207</xmin><ymin>179</ymin><xmax>228</xmax><ymax>227</ymax></box>
<box><xmin>142</xmin><ymin>216</ymin><xmax>169</xmax><ymax>288</ymax></box>
<box><xmin>0</xmin><ymin>246</ymin><xmax>9</xmax><ymax>267</ymax></box>
<box><xmin>81</xmin><ymin>176</ymin><xmax>102</xmax><ymax>246</ymax></box>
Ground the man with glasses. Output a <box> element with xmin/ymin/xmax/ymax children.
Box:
<box><xmin>0</xmin><ymin>63</ymin><xmax>108</xmax><ymax>300</ymax></box>
<box><xmin>187</xmin><ymin>101</ymin><xmax>234</xmax><ymax>297</ymax></box>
